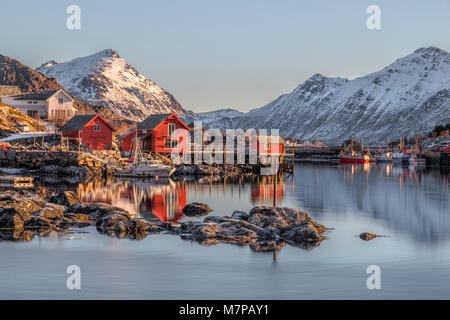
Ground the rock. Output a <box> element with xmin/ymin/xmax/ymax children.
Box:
<box><xmin>180</xmin><ymin>222</ymin><xmax>222</xmax><ymax>241</ymax></box>
<box><xmin>0</xmin><ymin>207</ymin><xmax>32</xmax><ymax>229</ymax></box>
<box><xmin>71</xmin><ymin>202</ymin><xmax>128</xmax><ymax>216</ymax></box>
<box><xmin>179</xmin><ymin>206</ymin><xmax>326</xmax><ymax>251</ymax></box>
<box><xmin>97</xmin><ymin>218</ymin><xmax>161</xmax><ymax>240</ymax></box>
<box><xmin>49</xmin><ymin>191</ymin><xmax>81</xmax><ymax>207</ymax></box>
<box><xmin>359</xmin><ymin>232</ymin><xmax>382</xmax><ymax>241</ymax></box>
<box><xmin>280</xmin><ymin>222</ymin><xmax>324</xmax><ymax>249</ymax></box>
<box><xmin>31</xmin><ymin>203</ymin><xmax>65</xmax><ymax>220</ymax></box>
<box><xmin>182</xmin><ymin>203</ymin><xmax>213</xmax><ymax>217</ymax></box>
<box><xmin>247</xmin><ymin>206</ymin><xmax>318</xmax><ymax>231</ymax></box>
<box><xmin>0</xmin><ymin>228</ymin><xmax>34</xmax><ymax>242</ymax></box>
<box><xmin>203</xmin><ymin>216</ymin><xmax>224</xmax><ymax>223</ymax></box>
<box><xmin>96</xmin><ymin>211</ymin><xmax>131</xmax><ymax>228</ymax></box>
<box><xmin>64</xmin><ymin>212</ymin><xmax>91</xmax><ymax>223</ymax></box>
<box><xmin>231</xmin><ymin>210</ymin><xmax>248</xmax><ymax>220</ymax></box>
<box><xmin>6</xmin><ymin>150</ymin><xmax>16</xmax><ymax>161</ymax></box>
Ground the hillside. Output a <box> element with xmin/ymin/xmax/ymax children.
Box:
<box><xmin>0</xmin><ymin>102</ymin><xmax>44</xmax><ymax>136</ymax></box>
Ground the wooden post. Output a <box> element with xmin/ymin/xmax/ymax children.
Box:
<box><xmin>273</xmin><ymin>171</ymin><xmax>277</xmax><ymax>207</ymax></box>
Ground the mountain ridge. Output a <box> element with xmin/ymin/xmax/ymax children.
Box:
<box><xmin>194</xmin><ymin>46</ymin><xmax>450</xmax><ymax>145</ymax></box>
<box><xmin>36</xmin><ymin>49</ymin><xmax>186</xmax><ymax>122</ymax></box>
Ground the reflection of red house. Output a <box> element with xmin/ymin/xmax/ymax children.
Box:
<box><xmin>148</xmin><ymin>186</ymin><xmax>186</xmax><ymax>222</ymax></box>
<box><xmin>250</xmin><ymin>183</ymin><xmax>284</xmax><ymax>204</ymax></box>
<box><xmin>119</xmin><ymin>113</ymin><xmax>190</xmax><ymax>154</ymax></box>
<box><xmin>61</xmin><ymin>114</ymin><xmax>115</xmax><ymax>150</ymax></box>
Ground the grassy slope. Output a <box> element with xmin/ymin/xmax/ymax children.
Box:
<box><xmin>0</xmin><ymin>102</ymin><xmax>45</xmax><ymax>133</ymax></box>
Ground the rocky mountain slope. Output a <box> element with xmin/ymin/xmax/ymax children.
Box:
<box><xmin>194</xmin><ymin>47</ymin><xmax>450</xmax><ymax>145</ymax></box>
<box><xmin>36</xmin><ymin>49</ymin><xmax>185</xmax><ymax>121</ymax></box>
<box><xmin>0</xmin><ymin>103</ymin><xmax>44</xmax><ymax>136</ymax></box>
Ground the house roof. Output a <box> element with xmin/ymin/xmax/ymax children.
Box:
<box><xmin>118</xmin><ymin>129</ymin><xmax>134</xmax><ymax>140</ymax></box>
<box><xmin>8</xmin><ymin>89</ymin><xmax>74</xmax><ymax>101</ymax></box>
<box><xmin>137</xmin><ymin>113</ymin><xmax>171</xmax><ymax>130</ymax></box>
<box><xmin>60</xmin><ymin>114</ymin><xmax>97</xmax><ymax>131</ymax></box>
<box><xmin>60</xmin><ymin>114</ymin><xmax>115</xmax><ymax>132</ymax></box>
<box><xmin>137</xmin><ymin>113</ymin><xmax>191</xmax><ymax>131</ymax></box>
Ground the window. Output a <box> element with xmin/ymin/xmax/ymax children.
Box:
<box><xmin>94</xmin><ymin>124</ymin><xmax>101</xmax><ymax>132</ymax></box>
<box><xmin>58</xmin><ymin>98</ymin><xmax>64</xmax><ymax>104</ymax></box>
<box><xmin>165</xmin><ymin>138</ymin><xmax>178</xmax><ymax>149</ymax></box>
<box><xmin>168</xmin><ymin>123</ymin><xmax>175</xmax><ymax>136</ymax></box>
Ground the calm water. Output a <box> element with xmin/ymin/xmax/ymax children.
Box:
<box><xmin>0</xmin><ymin>163</ymin><xmax>449</xmax><ymax>299</ymax></box>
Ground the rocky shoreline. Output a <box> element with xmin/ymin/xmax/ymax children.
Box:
<box><xmin>0</xmin><ymin>189</ymin><xmax>327</xmax><ymax>252</ymax></box>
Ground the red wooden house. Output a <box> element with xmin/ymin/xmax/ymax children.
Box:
<box><xmin>61</xmin><ymin>114</ymin><xmax>115</xmax><ymax>150</ymax></box>
<box><xmin>119</xmin><ymin>113</ymin><xmax>191</xmax><ymax>154</ymax></box>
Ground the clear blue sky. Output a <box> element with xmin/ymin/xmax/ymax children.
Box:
<box><xmin>1</xmin><ymin>0</ymin><xmax>449</xmax><ymax>112</ymax></box>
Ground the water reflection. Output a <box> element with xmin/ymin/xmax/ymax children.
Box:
<box><xmin>293</xmin><ymin>163</ymin><xmax>450</xmax><ymax>243</ymax></box>
<box><xmin>40</xmin><ymin>163</ymin><xmax>450</xmax><ymax>243</ymax></box>
<box><xmin>74</xmin><ymin>175</ymin><xmax>289</xmax><ymax>223</ymax></box>
<box><xmin>78</xmin><ymin>179</ymin><xmax>186</xmax><ymax>222</ymax></box>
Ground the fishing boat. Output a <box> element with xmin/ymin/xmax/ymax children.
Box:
<box><xmin>392</xmin><ymin>134</ymin><xmax>410</xmax><ymax>165</ymax></box>
<box><xmin>408</xmin><ymin>154</ymin><xmax>426</xmax><ymax>166</ymax></box>
<box><xmin>338</xmin><ymin>151</ymin><xmax>371</xmax><ymax>164</ymax></box>
<box><xmin>392</xmin><ymin>152</ymin><xmax>410</xmax><ymax>165</ymax></box>
<box><xmin>375</xmin><ymin>152</ymin><xmax>393</xmax><ymax>163</ymax></box>
<box><xmin>339</xmin><ymin>138</ymin><xmax>371</xmax><ymax>164</ymax></box>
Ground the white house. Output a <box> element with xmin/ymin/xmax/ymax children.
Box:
<box><xmin>0</xmin><ymin>89</ymin><xmax>75</xmax><ymax>120</ymax></box>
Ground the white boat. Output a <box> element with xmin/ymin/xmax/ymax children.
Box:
<box><xmin>131</xmin><ymin>160</ymin><xmax>175</xmax><ymax>178</ymax></box>
<box><xmin>408</xmin><ymin>155</ymin><xmax>426</xmax><ymax>166</ymax></box>
<box><xmin>120</xmin><ymin>125</ymin><xmax>175</xmax><ymax>178</ymax></box>
<box><xmin>392</xmin><ymin>152</ymin><xmax>410</xmax><ymax>165</ymax></box>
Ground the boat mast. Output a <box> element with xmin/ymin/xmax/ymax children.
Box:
<box><xmin>134</xmin><ymin>123</ymin><xmax>138</xmax><ymax>166</ymax></box>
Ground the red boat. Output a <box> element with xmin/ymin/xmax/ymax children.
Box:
<box><xmin>338</xmin><ymin>151</ymin><xmax>370</xmax><ymax>164</ymax></box>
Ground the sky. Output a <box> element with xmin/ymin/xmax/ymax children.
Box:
<box><xmin>1</xmin><ymin>0</ymin><xmax>449</xmax><ymax>113</ymax></box>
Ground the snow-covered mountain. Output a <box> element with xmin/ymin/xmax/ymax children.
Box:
<box><xmin>36</xmin><ymin>49</ymin><xmax>185</xmax><ymax>121</ymax></box>
<box><xmin>181</xmin><ymin>108</ymin><xmax>245</xmax><ymax>128</ymax></box>
<box><xmin>194</xmin><ymin>47</ymin><xmax>450</xmax><ymax>145</ymax></box>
